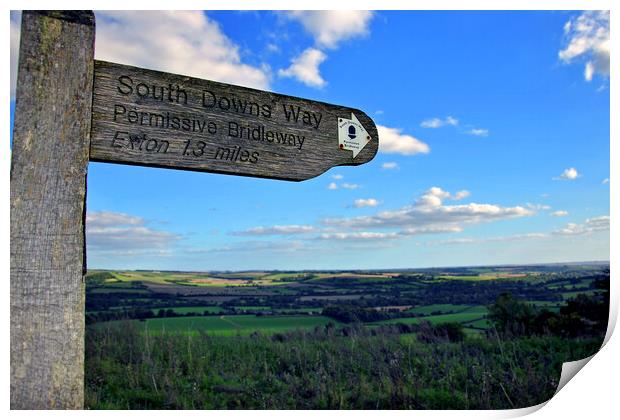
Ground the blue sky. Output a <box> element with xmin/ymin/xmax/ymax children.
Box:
<box><xmin>9</xmin><ymin>10</ymin><xmax>610</xmax><ymax>270</ymax></box>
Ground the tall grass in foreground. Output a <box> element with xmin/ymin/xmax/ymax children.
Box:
<box><xmin>85</xmin><ymin>322</ymin><xmax>602</xmax><ymax>409</ymax></box>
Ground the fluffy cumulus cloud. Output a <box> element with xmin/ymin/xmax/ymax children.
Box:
<box><xmin>327</xmin><ymin>182</ymin><xmax>338</xmax><ymax>190</ymax></box>
<box><xmin>86</xmin><ymin>211</ymin><xmax>181</xmax><ymax>252</ymax></box>
<box><xmin>323</xmin><ymin>186</ymin><xmax>533</xmax><ymax>232</ymax></box>
<box><xmin>278</xmin><ymin>11</ymin><xmax>373</xmax><ymax>87</ymax></box>
<box><xmin>232</xmin><ymin>225</ymin><xmax>316</xmax><ymax>236</ymax></box>
<box><xmin>278</xmin><ymin>47</ymin><xmax>327</xmax><ymax>87</ymax></box>
<box><xmin>223</xmin><ymin>187</ymin><xmax>540</xmax><ymax>249</ymax></box>
<box><xmin>559</xmin><ymin>11</ymin><xmax>610</xmax><ymax>81</ymax></box>
<box><xmin>377</xmin><ymin>125</ymin><xmax>430</xmax><ymax>156</ymax></box>
<box><xmin>420</xmin><ymin>116</ymin><xmax>458</xmax><ymax>128</ymax></box>
<box><xmin>552</xmin><ymin>216</ymin><xmax>609</xmax><ymax>236</ymax></box>
<box><xmin>551</xmin><ymin>210</ymin><xmax>569</xmax><ymax>217</ymax></box>
<box><xmin>95</xmin><ymin>11</ymin><xmax>270</xmax><ymax>90</ymax></box>
<box><xmin>353</xmin><ymin>198</ymin><xmax>379</xmax><ymax>208</ymax></box>
<box><xmin>11</xmin><ymin>11</ymin><xmax>271</xmax><ymax>93</ymax></box>
<box><xmin>554</xmin><ymin>167</ymin><xmax>580</xmax><ymax>180</ymax></box>
<box><xmin>284</xmin><ymin>11</ymin><xmax>374</xmax><ymax>49</ymax></box>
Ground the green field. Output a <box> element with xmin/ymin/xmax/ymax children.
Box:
<box><xmin>375</xmin><ymin>307</ymin><xmax>488</xmax><ymax>327</ymax></box>
<box><xmin>463</xmin><ymin>318</ymin><xmax>491</xmax><ymax>329</ymax></box>
<box><xmin>102</xmin><ymin>315</ymin><xmax>338</xmax><ymax>335</ymax></box>
<box><xmin>562</xmin><ymin>290</ymin><xmax>596</xmax><ymax>300</ymax></box>
<box><xmin>406</xmin><ymin>304</ymin><xmax>470</xmax><ymax>315</ymax></box>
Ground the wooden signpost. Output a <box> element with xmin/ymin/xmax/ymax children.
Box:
<box><xmin>10</xmin><ymin>11</ymin><xmax>378</xmax><ymax>409</ymax></box>
<box><xmin>91</xmin><ymin>61</ymin><xmax>377</xmax><ymax>180</ymax></box>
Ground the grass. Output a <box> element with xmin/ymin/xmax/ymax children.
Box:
<box><xmin>85</xmin><ymin>324</ymin><xmax>603</xmax><ymax>409</ymax></box>
<box><xmin>99</xmin><ymin>315</ymin><xmax>338</xmax><ymax>336</ymax></box>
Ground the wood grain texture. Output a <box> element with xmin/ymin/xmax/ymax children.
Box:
<box><xmin>90</xmin><ymin>61</ymin><xmax>378</xmax><ymax>181</ymax></box>
<box><xmin>10</xmin><ymin>11</ymin><xmax>95</xmax><ymax>409</ymax></box>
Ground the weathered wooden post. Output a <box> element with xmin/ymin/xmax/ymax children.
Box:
<box><xmin>10</xmin><ymin>11</ymin><xmax>95</xmax><ymax>409</ymax></box>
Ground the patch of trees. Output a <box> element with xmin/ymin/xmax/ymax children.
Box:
<box><xmin>488</xmin><ymin>283</ymin><xmax>608</xmax><ymax>339</ymax></box>
<box><xmin>322</xmin><ymin>305</ymin><xmax>392</xmax><ymax>323</ymax></box>
<box><xmin>85</xmin><ymin>307</ymin><xmax>223</xmax><ymax>325</ymax></box>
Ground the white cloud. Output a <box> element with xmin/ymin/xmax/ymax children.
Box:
<box><xmin>382</xmin><ymin>162</ymin><xmax>399</xmax><ymax>170</ymax></box>
<box><xmin>378</xmin><ymin>125</ymin><xmax>430</xmax><ymax>156</ymax></box>
<box><xmin>318</xmin><ymin>231</ymin><xmax>399</xmax><ymax>241</ymax></box>
<box><xmin>428</xmin><ymin>232</ymin><xmax>548</xmax><ymax>246</ymax></box>
<box><xmin>453</xmin><ymin>190</ymin><xmax>470</xmax><ymax>200</ymax></box>
<box><xmin>86</xmin><ymin>211</ymin><xmax>180</xmax><ymax>251</ymax></box>
<box><xmin>420</xmin><ymin>118</ymin><xmax>442</xmax><ymax>129</ymax></box>
<box><xmin>331</xmin><ymin>174</ymin><xmax>344</xmax><ymax>180</ymax></box>
<box><xmin>353</xmin><ymin>198</ymin><xmax>379</xmax><ymax>208</ymax></box>
<box><xmin>553</xmin><ymin>215</ymin><xmax>609</xmax><ymax>236</ymax></box>
<box><xmin>323</xmin><ymin>186</ymin><xmax>533</xmax><ymax>231</ymax></box>
<box><xmin>284</xmin><ymin>11</ymin><xmax>374</xmax><ymax>49</ymax></box>
<box><xmin>327</xmin><ymin>181</ymin><xmax>360</xmax><ymax>190</ymax></box>
<box><xmin>418</xmin><ymin>187</ymin><xmax>470</xmax><ymax>204</ymax></box>
<box><xmin>232</xmin><ymin>225</ymin><xmax>316</xmax><ymax>236</ymax></box>
<box><xmin>551</xmin><ymin>210</ymin><xmax>569</xmax><ymax>217</ymax></box>
<box><xmin>266</xmin><ymin>43</ymin><xmax>280</xmax><ymax>53</ymax></box>
<box><xmin>86</xmin><ymin>211</ymin><xmax>143</xmax><ymax>228</ymax></box>
<box><xmin>95</xmin><ymin>11</ymin><xmax>270</xmax><ymax>90</ymax></box>
<box><xmin>420</xmin><ymin>116</ymin><xmax>459</xmax><ymax>128</ymax></box>
<box><xmin>602</xmin><ymin>178</ymin><xmax>609</xmax><ymax>185</ymax></box>
<box><xmin>554</xmin><ymin>167</ymin><xmax>580</xmax><ymax>180</ymax></box>
<box><xmin>584</xmin><ymin>61</ymin><xmax>595</xmax><ymax>81</ymax></box>
<box><xmin>527</xmin><ymin>203</ymin><xmax>551</xmax><ymax>211</ymax></box>
<box><xmin>278</xmin><ymin>47</ymin><xmax>327</xmax><ymax>88</ymax></box>
<box><xmin>466</xmin><ymin>128</ymin><xmax>489</xmax><ymax>137</ymax></box>
<box><xmin>188</xmin><ymin>240</ymin><xmax>313</xmax><ymax>255</ymax></box>
<box><xmin>400</xmin><ymin>226</ymin><xmax>464</xmax><ymax>236</ymax></box>
<box><xmin>445</xmin><ymin>116</ymin><xmax>459</xmax><ymax>126</ymax></box>
<box><xmin>559</xmin><ymin>11</ymin><xmax>610</xmax><ymax>82</ymax></box>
